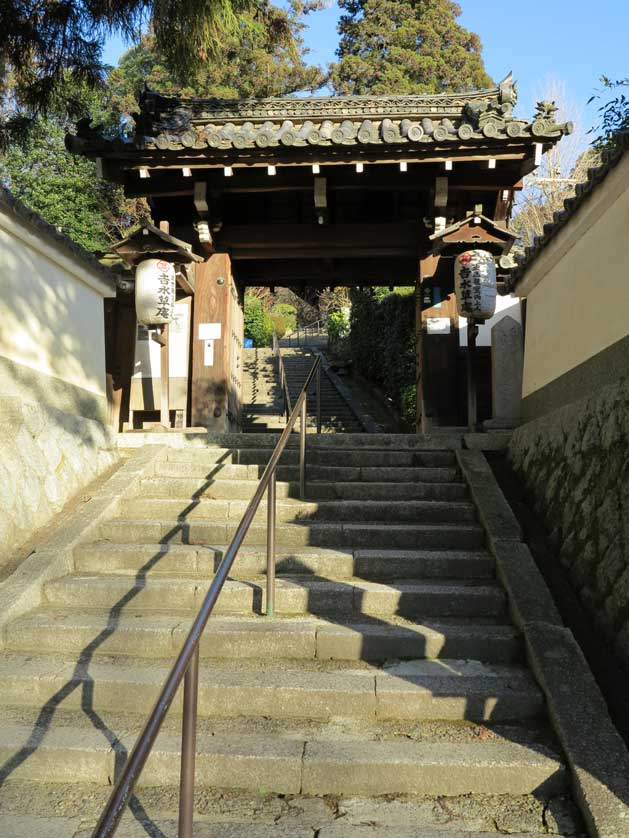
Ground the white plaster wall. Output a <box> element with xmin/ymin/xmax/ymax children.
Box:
<box><xmin>458</xmin><ymin>293</ymin><xmax>522</xmax><ymax>347</ymax></box>
<box><xmin>0</xmin><ymin>208</ymin><xmax>113</xmax><ymax>399</ymax></box>
<box><xmin>516</xmin><ymin>154</ymin><xmax>629</xmax><ymax>399</ymax></box>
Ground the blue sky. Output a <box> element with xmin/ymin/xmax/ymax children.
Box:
<box><xmin>103</xmin><ymin>0</ymin><xmax>627</xmax><ymax>135</ymax></box>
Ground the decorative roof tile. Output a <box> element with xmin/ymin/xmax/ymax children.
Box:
<box><xmin>68</xmin><ymin>74</ymin><xmax>572</xmax><ymax>157</ymax></box>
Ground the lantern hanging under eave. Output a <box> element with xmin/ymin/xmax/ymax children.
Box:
<box><xmin>454</xmin><ymin>249</ymin><xmax>497</xmax><ymax>321</ymax></box>
<box><xmin>135</xmin><ymin>258</ymin><xmax>176</xmax><ymax>326</ymax></box>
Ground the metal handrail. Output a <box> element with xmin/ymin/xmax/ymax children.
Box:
<box><xmin>284</xmin><ymin>318</ymin><xmax>327</xmax><ymax>347</ymax></box>
<box><xmin>92</xmin><ymin>355</ymin><xmax>322</xmax><ymax>837</ymax></box>
<box><xmin>272</xmin><ymin>332</ymin><xmax>293</xmax><ymax>419</ymax></box>
<box><xmin>273</xmin><ymin>333</ymin><xmax>321</xmax><ymax>434</ymax></box>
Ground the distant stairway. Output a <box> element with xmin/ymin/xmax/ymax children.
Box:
<box><xmin>283</xmin><ymin>347</ymin><xmax>364</xmax><ymax>433</ymax></box>
<box><xmin>0</xmin><ymin>433</ymin><xmax>574</xmax><ymax>835</ymax></box>
<box><xmin>241</xmin><ymin>346</ymin><xmax>285</xmax><ymax>432</ymax></box>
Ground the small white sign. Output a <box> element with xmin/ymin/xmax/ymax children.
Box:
<box><xmin>198</xmin><ymin>322</ymin><xmax>221</xmax><ymax>341</ymax></box>
<box><xmin>204</xmin><ymin>339</ymin><xmax>214</xmax><ymax>366</ymax></box>
<box><xmin>427</xmin><ymin>317</ymin><xmax>451</xmax><ymax>335</ymax></box>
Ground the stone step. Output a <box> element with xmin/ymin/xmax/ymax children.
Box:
<box><xmin>43</xmin><ymin>575</ymin><xmax>506</xmax><ymax>618</ymax></box>
<box><xmin>122</xmin><ymin>498</ymin><xmax>478</xmax><ymax>525</ymax></box>
<box><xmin>98</xmin><ymin>518</ymin><xmax>486</xmax><ymax>549</ymax></box>
<box><xmin>154</xmin><ymin>461</ymin><xmax>460</xmax><ymax>484</ymax></box>
<box><xmin>139</xmin><ymin>476</ymin><xmax>468</xmax><ymax>502</ymax></box>
<box><xmin>179</xmin><ymin>433</ymin><xmax>459</xmax><ymax>450</ymax></box>
<box><xmin>0</xmin><ymin>654</ymin><xmax>543</xmax><ymax>723</ymax></box>
<box><xmin>165</xmin><ymin>448</ymin><xmax>457</xmax><ymax>467</ymax></box>
<box><xmin>74</xmin><ymin>543</ymin><xmax>494</xmax><ymax>581</ymax></box>
<box><xmin>0</xmin><ymin>719</ymin><xmax>565</xmax><ymax>796</ymax></box>
<box><xmin>5</xmin><ymin>612</ymin><xmax>522</xmax><ymax>663</ymax></box>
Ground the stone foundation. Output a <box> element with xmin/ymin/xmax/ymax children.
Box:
<box><xmin>0</xmin><ymin>396</ymin><xmax>119</xmax><ymax>566</ymax></box>
<box><xmin>508</xmin><ymin>376</ymin><xmax>629</xmax><ymax>666</ymax></box>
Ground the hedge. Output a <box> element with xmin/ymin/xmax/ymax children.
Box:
<box><xmin>349</xmin><ymin>287</ymin><xmax>416</xmax><ymax>424</ymax></box>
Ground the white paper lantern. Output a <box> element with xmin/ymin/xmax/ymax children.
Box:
<box><xmin>135</xmin><ymin>259</ymin><xmax>176</xmax><ymax>326</ymax></box>
<box><xmin>454</xmin><ymin>249</ymin><xmax>497</xmax><ymax>321</ymax></box>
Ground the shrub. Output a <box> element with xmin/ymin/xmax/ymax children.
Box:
<box><xmin>270</xmin><ymin>303</ymin><xmax>297</xmax><ymax>334</ymax></box>
<box><xmin>270</xmin><ymin>313</ymin><xmax>287</xmax><ymax>338</ymax></box>
<box><xmin>244</xmin><ymin>296</ymin><xmax>274</xmax><ymax>346</ymax></box>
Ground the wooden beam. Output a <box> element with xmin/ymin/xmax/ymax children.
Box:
<box><xmin>190</xmin><ymin>254</ymin><xmax>232</xmax><ymax>428</ymax></box>
<box><xmin>216</xmin><ymin>222</ymin><xmax>421</xmax><ymax>260</ymax></box>
<box><xmin>416</xmin><ymin>254</ymin><xmax>441</xmax><ymax>433</ymax></box>
<box><xmin>123</xmin><ymin>164</ymin><xmax>525</xmax><ymax>199</ymax></box>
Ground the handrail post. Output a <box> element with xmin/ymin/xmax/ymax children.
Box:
<box><xmin>299</xmin><ymin>397</ymin><xmax>307</xmax><ymax>500</ymax></box>
<box><xmin>266</xmin><ymin>470</ymin><xmax>276</xmax><ymax>616</ymax></box>
<box><xmin>178</xmin><ymin>645</ymin><xmax>199</xmax><ymax>838</ymax></box>
<box><xmin>316</xmin><ymin>363</ymin><xmax>321</xmax><ymax>434</ymax></box>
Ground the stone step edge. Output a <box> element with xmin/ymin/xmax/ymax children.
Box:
<box><xmin>0</xmin><ymin>656</ymin><xmax>542</xmax><ymax>722</ymax></box>
<box><xmin>0</xmin><ymin>723</ymin><xmax>566</xmax><ymax>796</ymax></box>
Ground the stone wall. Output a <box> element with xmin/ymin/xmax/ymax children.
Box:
<box><xmin>508</xmin><ymin>376</ymin><xmax>629</xmax><ymax>666</ymax></box>
<box><xmin>0</xmin><ymin>397</ymin><xmax>119</xmax><ymax>568</ymax></box>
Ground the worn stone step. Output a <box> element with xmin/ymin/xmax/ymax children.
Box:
<box><xmin>98</xmin><ymin>518</ymin><xmax>486</xmax><ymax>549</ymax></box>
<box><xmin>307</xmin><ymin>481</ymin><xmax>468</xmax><ymax>501</ymax></box>
<box><xmin>5</xmin><ymin>612</ymin><xmax>522</xmax><ymax>663</ymax></box>
<box><xmin>0</xmin><ymin>721</ymin><xmax>565</xmax><ymax>796</ymax></box>
<box><xmin>155</xmin><ymin>460</ymin><xmax>460</xmax><ymax>484</ymax></box>
<box><xmin>176</xmin><ymin>448</ymin><xmax>458</xmax><ymax>469</ymax></box>
<box><xmin>140</xmin><ymin>477</ymin><xmax>299</xmax><ymax>500</ymax></box>
<box><xmin>0</xmin><ymin>654</ymin><xmax>542</xmax><ymax>723</ymax></box>
<box><xmin>123</xmin><ymin>498</ymin><xmax>478</xmax><ymax>525</ymax></box>
<box><xmin>169</xmin><ymin>433</ymin><xmax>459</xmax><ymax>451</ymax></box>
<box><xmin>139</xmin><ymin>476</ymin><xmax>467</xmax><ymax>502</ymax></box>
<box><xmin>43</xmin><ymin>575</ymin><xmax>505</xmax><ymax>618</ymax></box>
<box><xmin>74</xmin><ymin>543</ymin><xmax>493</xmax><ymax>581</ymax></box>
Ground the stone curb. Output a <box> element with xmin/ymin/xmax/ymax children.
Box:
<box><xmin>315</xmin><ymin>351</ymin><xmax>382</xmax><ymax>433</ymax></box>
<box><xmin>457</xmin><ymin>447</ymin><xmax>629</xmax><ymax>838</ymax></box>
<box><xmin>455</xmin><ymin>449</ymin><xmax>522</xmax><ymax>543</ymax></box>
<box><xmin>0</xmin><ymin>445</ymin><xmax>166</xmax><ymax>645</ymax></box>
<box><xmin>524</xmin><ymin>623</ymin><xmax>629</xmax><ymax>838</ymax></box>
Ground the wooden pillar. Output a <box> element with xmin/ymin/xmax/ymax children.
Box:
<box><xmin>190</xmin><ymin>253</ymin><xmax>232</xmax><ymax>429</ymax></box>
<box><xmin>416</xmin><ymin>255</ymin><xmax>440</xmax><ymax>433</ymax></box>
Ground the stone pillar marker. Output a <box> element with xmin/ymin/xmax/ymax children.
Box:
<box><xmin>486</xmin><ymin>315</ymin><xmax>523</xmax><ymax>428</ymax></box>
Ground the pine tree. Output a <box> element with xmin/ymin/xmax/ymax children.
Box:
<box><xmin>107</xmin><ymin>3</ymin><xmax>325</xmax><ymax>120</ymax></box>
<box><xmin>329</xmin><ymin>0</ymin><xmax>492</xmax><ymax>96</ymax></box>
<box><xmin>0</xmin><ymin>0</ymin><xmax>310</xmax><ymax>144</ymax></box>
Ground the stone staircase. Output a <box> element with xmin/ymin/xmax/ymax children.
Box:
<box><xmin>282</xmin><ymin>348</ymin><xmax>363</xmax><ymax>433</ymax></box>
<box><xmin>0</xmin><ymin>434</ymin><xmax>578</xmax><ymax>836</ymax></box>
<box><xmin>242</xmin><ymin>346</ymin><xmax>364</xmax><ymax>433</ymax></box>
<box><xmin>241</xmin><ymin>347</ymin><xmax>285</xmax><ymax>432</ymax></box>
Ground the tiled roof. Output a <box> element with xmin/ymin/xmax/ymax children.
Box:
<box><xmin>68</xmin><ymin>74</ymin><xmax>572</xmax><ymax>156</ymax></box>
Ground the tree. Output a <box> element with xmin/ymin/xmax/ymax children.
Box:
<box><xmin>0</xmin><ymin>0</ymin><xmax>298</xmax><ymax>144</ymax></box>
<box><xmin>0</xmin><ymin>117</ymin><xmax>147</xmax><ymax>251</ymax></box>
<box><xmin>107</xmin><ymin>4</ymin><xmax>324</xmax><ymax>119</ymax></box>
<box><xmin>589</xmin><ymin>76</ymin><xmax>629</xmax><ymax>149</ymax></box>
<box><xmin>329</xmin><ymin>0</ymin><xmax>492</xmax><ymax>96</ymax></box>
<box><xmin>511</xmin><ymin>80</ymin><xmax>598</xmax><ymax>250</ymax></box>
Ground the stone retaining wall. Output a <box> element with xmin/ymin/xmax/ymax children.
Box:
<box><xmin>508</xmin><ymin>376</ymin><xmax>629</xmax><ymax>666</ymax></box>
<box><xmin>0</xmin><ymin>397</ymin><xmax>119</xmax><ymax>567</ymax></box>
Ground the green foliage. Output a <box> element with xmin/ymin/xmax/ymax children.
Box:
<box><xmin>104</xmin><ymin>6</ymin><xmax>324</xmax><ymax>122</ymax></box>
<box><xmin>328</xmin><ymin>309</ymin><xmax>350</xmax><ymax>342</ymax></box>
<box><xmin>270</xmin><ymin>313</ymin><xmax>287</xmax><ymax>338</ymax></box>
<box><xmin>244</xmin><ymin>295</ymin><xmax>274</xmax><ymax>346</ymax></box>
<box><xmin>0</xmin><ymin>117</ymin><xmax>140</xmax><ymax>251</ymax></box>
<box><xmin>401</xmin><ymin>384</ymin><xmax>417</xmax><ymax>425</ymax></box>
<box><xmin>349</xmin><ymin>288</ymin><xmax>416</xmax><ymax>423</ymax></box>
<box><xmin>270</xmin><ymin>303</ymin><xmax>297</xmax><ymax>334</ymax></box>
<box><xmin>329</xmin><ymin>0</ymin><xmax>492</xmax><ymax>95</ymax></box>
<box><xmin>0</xmin><ymin>1</ymin><xmax>324</xmax><ymax>144</ymax></box>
